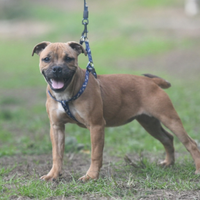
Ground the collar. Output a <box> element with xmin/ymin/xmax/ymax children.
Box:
<box><xmin>48</xmin><ymin>69</ymin><xmax>90</xmax><ymax>122</ymax></box>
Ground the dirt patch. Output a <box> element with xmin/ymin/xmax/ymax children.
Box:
<box><xmin>0</xmin><ymin>153</ymin><xmax>90</xmax><ymax>182</ymax></box>
<box><xmin>136</xmin><ymin>190</ymin><xmax>200</xmax><ymax>199</ymax></box>
<box><xmin>1</xmin><ymin>153</ymin><xmax>200</xmax><ymax>199</ymax></box>
<box><xmin>0</xmin><ymin>88</ymin><xmax>46</xmax><ymax>108</ymax></box>
<box><xmin>115</xmin><ymin>6</ymin><xmax>200</xmax><ymax>80</ymax></box>
<box><xmin>0</xmin><ymin>20</ymin><xmax>52</xmax><ymax>39</ymax></box>
<box><xmin>0</xmin><ymin>153</ymin><xmax>123</xmax><ymax>183</ymax></box>
<box><xmin>131</xmin><ymin>8</ymin><xmax>200</xmax><ymax>39</ymax></box>
<box><xmin>116</xmin><ymin>45</ymin><xmax>200</xmax><ymax>80</ymax></box>
<box><xmin>33</xmin><ymin>0</ymin><xmax>82</xmax><ymax>12</ymax></box>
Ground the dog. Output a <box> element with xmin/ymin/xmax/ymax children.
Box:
<box><xmin>32</xmin><ymin>41</ymin><xmax>200</xmax><ymax>182</ymax></box>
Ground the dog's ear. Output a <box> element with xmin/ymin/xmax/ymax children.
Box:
<box><xmin>68</xmin><ymin>41</ymin><xmax>87</xmax><ymax>56</ymax></box>
<box><xmin>32</xmin><ymin>41</ymin><xmax>51</xmax><ymax>56</ymax></box>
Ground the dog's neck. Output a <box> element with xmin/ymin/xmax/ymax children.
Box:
<box><xmin>50</xmin><ymin>67</ymin><xmax>86</xmax><ymax>102</ymax></box>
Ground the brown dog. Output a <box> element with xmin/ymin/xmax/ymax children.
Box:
<box><xmin>32</xmin><ymin>41</ymin><xmax>200</xmax><ymax>182</ymax></box>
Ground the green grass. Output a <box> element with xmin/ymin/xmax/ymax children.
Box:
<box><xmin>1</xmin><ymin>158</ymin><xmax>200</xmax><ymax>199</ymax></box>
<box><xmin>135</xmin><ymin>0</ymin><xmax>180</xmax><ymax>7</ymax></box>
<box><xmin>0</xmin><ymin>0</ymin><xmax>200</xmax><ymax>199</ymax></box>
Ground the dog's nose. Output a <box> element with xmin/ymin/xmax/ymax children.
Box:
<box><xmin>52</xmin><ymin>66</ymin><xmax>62</xmax><ymax>74</ymax></box>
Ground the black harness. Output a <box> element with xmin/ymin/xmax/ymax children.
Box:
<box><xmin>48</xmin><ymin>0</ymin><xmax>96</xmax><ymax>123</ymax></box>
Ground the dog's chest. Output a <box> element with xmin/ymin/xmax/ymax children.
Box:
<box><xmin>56</xmin><ymin>100</ymin><xmax>86</xmax><ymax>126</ymax></box>
<box><xmin>54</xmin><ymin>91</ymin><xmax>71</xmax><ymax>102</ymax></box>
<box><xmin>56</xmin><ymin>103</ymin><xmax>66</xmax><ymax>115</ymax></box>
<box><xmin>53</xmin><ymin>91</ymin><xmax>87</xmax><ymax>126</ymax></box>
<box><xmin>53</xmin><ymin>92</ymin><xmax>74</xmax><ymax>117</ymax></box>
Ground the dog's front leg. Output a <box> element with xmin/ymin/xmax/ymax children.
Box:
<box><xmin>79</xmin><ymin>125</ymin><xmax>105</xmax><ymax>182</ymax></box>
<box><xmin>40</xmin><ymin>123</ymin><xmax>65</xmax><ymax>181</ymax></box>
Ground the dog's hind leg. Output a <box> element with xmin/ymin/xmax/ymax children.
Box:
<box><xmin>136</xmin><ymin>114</ymin><xmax>175</xmax><ymax>166</ymax></box>
<box><xmin>157</xmin><ymin>111</ymin><xmax>200</xmax><ymax>174</ymax></box>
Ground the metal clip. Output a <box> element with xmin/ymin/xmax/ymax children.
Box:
<box><xmin>82</xmin><ymin>19</ymin><xmax>89</xmax><ymax>25</ymax></box>
<box><xmin>87</xmin><ymin>62</ymin><xmax>97</xmax><ymax>78</ymax></box>
<box><xmin>81</xmin><ymin>23</ymin><xmax>88</xmax><ymax>39</ymax></box>
<box><xmin>89</xmin><ymin>62</ymin><xmax>94</xmax><ymax>67</ymax></box>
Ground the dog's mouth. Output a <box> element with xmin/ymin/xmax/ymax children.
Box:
<box><xmin>42</xmin><ymin>66</ymin><xmax>76</xmax><ymax>93</ymax></box>
<box><xmin>50</xmin><ymin>78</ymin><xmax>65</xmax><ymax>90</ymax></box>
<box><xmin>47</xmin><ymin>77</ymin><xmax>70</xmax><ymax>92</ymax></box>
<box><xmin>42</xmin><ymin>72</ymin><xmax>72</xmax><ymax>92</ymax></box>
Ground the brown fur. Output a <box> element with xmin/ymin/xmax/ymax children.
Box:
<box><xmin>32</xmin><ymin>41</ymin><xmax>200</xmax><ymax>182</ymax></box>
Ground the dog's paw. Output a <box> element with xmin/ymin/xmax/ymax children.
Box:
<box><xmin>78</xmin><ymin>174</ymin><xmax>92</xmax><ymax>182</ymax></box>
<box><xmin>78</xmin><ymin>174</ymin><xmax>97</xmax><ymax>182</ymax></box>
<box><xmin>40</xmin><ymin>174</ymin><xmax>58</xmax><ymax>181</ymax></box>
<box><xmin>195</xmin><ymin>169</ymin><xmax>200</xmax><ymax>174</ymax></box>
<box><xmin>158</xmin><ymin>160</ymin><xmax>174</xmax><ymax>167</ymax></box>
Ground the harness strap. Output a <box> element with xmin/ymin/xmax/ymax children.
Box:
<box><xmin>48</xmin><ymin>70</ymin><xmax>90</xmax><ymax>122</ymax></box>
<box><xmin>80</xmin><ymin>38</ymin><xmax>97</xmax><ymax>78</ymax></box>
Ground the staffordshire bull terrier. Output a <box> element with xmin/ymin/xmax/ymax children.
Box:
<box><xmin>32</xmin><ymin>41</ymin><xmax>200</xmax><ymax>182</ymax></box>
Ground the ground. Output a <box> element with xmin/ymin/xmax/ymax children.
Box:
<box><xmin>1</xmin><ymin>153</ymin><xmax>200</xmax><ymax>199</ymax></box>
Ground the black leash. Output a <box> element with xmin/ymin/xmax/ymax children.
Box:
<box><xmin>48</xmin><ymin>0</ymin><xmax>96</xmax><ymax>123</ymax></box>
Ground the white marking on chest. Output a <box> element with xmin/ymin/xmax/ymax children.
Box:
<box><xmin>54</xmin><ymin>91</ymin><xmax>71</xmax><ymax>101</ymax></box>
<box><xmin>52</xmin><ymin>91</ymin><xmax>87</xmax><ymax>125</ymax></box>
<box><xmin>57</xmin><ymin>103</ymin><xmax>66</xmax><ymax>115</ymax></box>
<box><xmin>56</xmin><ymin>99</ymin><xmax>78</xmax><ymax>121</ymax></box>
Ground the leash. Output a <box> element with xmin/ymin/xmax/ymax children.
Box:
<box><xmin>48</xmin><ymin>0</ymin><xmax>96</xmax><ymax>123</ymax></box>
<box><xmin>80</xmin><ymin>0</ymin><xmax>97</xmax><ymax>78</ymax></box>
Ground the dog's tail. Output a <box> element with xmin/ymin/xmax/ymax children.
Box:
<box><xmin>143</xmin><ymin>74</ymin><xmax>171</xmax><ymax>89</ymax></box>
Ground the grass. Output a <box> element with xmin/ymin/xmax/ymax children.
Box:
<box><xmin>135</xmin><ymin>0</ymin><xmax>180</xmax><ymax>7</ymax></box>
<box><xmin>1</xmin><ymin>158</ymin><xmax>200</xmax><ymax>199</ymax></box>
<box><xmin>0</xmin><ymin>0</ymin><xmax>200</xmax><ymax>199</ymax></box>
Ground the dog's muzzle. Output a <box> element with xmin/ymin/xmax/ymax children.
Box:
<box><xmin>50</xmin><ymin>66</ymin><xmax>65</xmax><ymax>89</ymax></box>
<box><xmin>42</xmin><ymin>66</ymin><xmax>75</xmax><ymax>92</ymax></box>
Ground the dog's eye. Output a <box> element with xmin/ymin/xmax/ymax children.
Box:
<box><xmin>42</xmin><ymin>57</ymin><xmax>50</xmax><ymax>62</ymax></box>
<box><xmin>64</xmin><ymin>56</ymin><xmax>74</xmax><ymax>62</ymax></box>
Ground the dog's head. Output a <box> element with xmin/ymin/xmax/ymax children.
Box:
<box><xmin>32</xmin><ymin>41</ymin><xmax>87</xmax><ymax>93</ymax></box>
